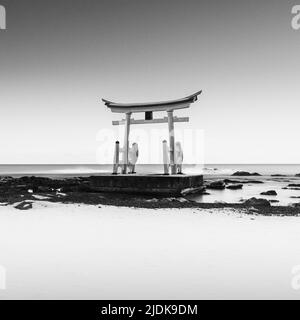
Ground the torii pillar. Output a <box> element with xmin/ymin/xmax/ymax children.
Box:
<box><xmin>122</xmin><ymin>112</ymin><xmax>131</xmax><ymax>174</ymax></box>
<box><xmin>167</xmin><ymin>110</ymin><xmax>176</xmax><ymax>174</ymax></box>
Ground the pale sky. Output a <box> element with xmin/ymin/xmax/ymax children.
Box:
<box><xmin>0</xmin><ymin>0</ymin><xmax>299</xmax><ymax>164</ymax></box>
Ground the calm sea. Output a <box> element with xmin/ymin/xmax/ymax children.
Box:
<box><xmin>0</xmin><ymin>164</ymin><xmax>299</xmax><ymax>177</ymax></box>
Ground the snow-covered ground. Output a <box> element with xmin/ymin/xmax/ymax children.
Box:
<box><xmin>0</xmin><ymin>202</ymin><xmax>300</xmax><ymax>300</ymax></box>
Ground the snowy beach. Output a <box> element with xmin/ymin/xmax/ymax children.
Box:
<box><xmin>0</xmin><ymin>166</ymin><xmax>300</xmax><ymax>299</ymax></box>
<box><xmin>0</xmin><ymin>201</ymin><xmax>300</xmax><ymax>300</ymax></box>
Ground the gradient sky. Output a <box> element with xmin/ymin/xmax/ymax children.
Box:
<box><xmin>0</xmin><ymin>0</ymin><xmax>299</xmax><ymax>164</ymax></box>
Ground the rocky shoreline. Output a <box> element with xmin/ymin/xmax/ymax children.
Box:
<box><xmin>0</xmin><ymin>175</ymin><xmax>300</xmax><ymax>216</ymax></box>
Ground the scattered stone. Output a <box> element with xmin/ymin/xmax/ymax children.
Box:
<box><xmin>0</xmin><ymin>202</ymin><xmax>8</xmax><ymax>206</ymax></box>
<box><xmin>248</xmin><ymin>207</ymin><xmax>259</xmax><ymax>214</ymax></box>
<box><xmin>271</xmin><ymin>174</ymin><xmax>287</xmax><ymax>177</ymax></box>
<box><xmin>37</xmin><ymin>186</ymin><xmax>53</xmax><ymax>193</ymax></box>
<box><xmin>59</xmin><ymin>186</ymin><xmax>77</xmax><ymax>193</ymax></box>
<box><xmin>177</xmin><ymin>197</ymin><xmax>189</xmax><ymax>203</ymax></box>
<box><xmin>295</xmin><ymin>174</ymin><xmax>300</xmax><ymax>177</ymax></box>
<box><xmin>206</xmin><ymin>180</ymin><xmax>226</xmax><ymax>190</ymax></box>
<box><xmin>165</xmin><ymin>197</ymin><xmax>178</xmax><ymax>202</ymax></box>
<box><xmin>14</xmin><ymin>201</ymin><xmax>33</xmax><ymax>210</ymax></box>
<box><xmin>269</xmin><ymin>200</ymin><xmax>279</xmax><ymax>203</ymax></box>
<box><xmin>15</xmin><ymin>184</ymin><xmax>27</xmax><ymax>189</ymax></box>
<box><xmin>232</xmin><ymin>171</ymin><xmax>261</xmax><ymax>176</ymax></box>
<box><xmin>32</xmin><ymin>195</ymin><xmax>50</xmax><ymax>200</ymax></box>
<box><xmin>181</xmin><ymin>186</ymin><xmax>206</xmax><ymax>196</ymax></box>
<box><xmin>56</xmin><ymin>192</ymin><xmax>67</xmax><ymax>197</ymax></box>
<box><xmin>260</xmin><ymin>190</ymin><xmax>277</xmax><ymax>196</ymax></box>
<box><xmin>0</xmin><ymin>176</ymin><xmax>14</xmax><ymax>182</ymax></box>
<box><xmin>145</xmin><ymin>198</ymin><xmax>159</xmax><ymax>202</ymax></box>
<box><xmin>226</xmin><ymin>184</ymin><xmax>243</xmax><ymax>190</ymax></box>
<box><xmin>244</xmin><ymin>197</ymin><xmax>271</xmax><ymax>207</ymax></box>
<box><xmin>246</xmin><ymin>180</ymin><xmax>264</xmax><ymax>184</ymax></box>
<box><xmin>225</xmin><ymin>179</ymin><xmax>263</xmax><ymax>184</ymax></box>
<box><xmin>224</xmin><ymin>179</ymin><xmax>242</xmax><ymax>184</ymax></box>
<box><xmin>270</xmin><ymin>178</ymin><xmax>291</xmax><ymax>183</ymax></box>
<box><xmin>291</xmin><ymin>196</ymin><xmax>300</xmax><ymax>199</ymax></box>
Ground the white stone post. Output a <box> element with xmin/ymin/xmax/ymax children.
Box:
<box><xmin>112</xmin><ymin>141</ymin><xmax>120</xmax><ymax>174</ymax></box>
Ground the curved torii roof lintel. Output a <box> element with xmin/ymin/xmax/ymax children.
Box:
<box><xmin>102</xmin><ymin>90</ymin><xmax>202</xmax><ymax>113</ymax></box>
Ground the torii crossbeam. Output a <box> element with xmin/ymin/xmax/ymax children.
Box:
<box><xmin>102</xmin><ymin>90</ymin><xmax>202</xmax><ymax>174</ymax></box>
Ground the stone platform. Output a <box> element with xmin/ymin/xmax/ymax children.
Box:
<box><xmin>88</xmin><ymin>174</ymin><xmax>204</xmax><ymax>196</ymax></box>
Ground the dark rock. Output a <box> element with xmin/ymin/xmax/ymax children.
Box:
<box><xmin>260</xmin><ymin>190</ymin><xmax>277</xmax><ymax>196</ymax></box>
<box><xmin>206</xmin><ymin>180</ymin><xmax>226</xmax><ymax>190</ymax></box>
<box><xmin>226</xmin><ymin>184</ymin><xmax>243</xmax><ymax>190</ymax></box>
<box><xmin>244</xmin><ymin>197</ymin><xmax>271</xmax><ymax>207</ymax></box>
<box><xmin>270</xmin><ymin>178</ymin><xmax>291</xmax><ymax>183</ymax></box>
<box><xmin>271</xmin><ymin>174</ymin><xmax>287</xmax><ymax>177</ymax></box>
<box><xmin>248</xmin><ymin>208</ymin><xmax>259</xmax><ymax>214</ymax></box>
<box><xmin>14</xmin><ymin>201</ymin><xmax>33</xmax><ymax>210</ymax></box>
<box><xmin>224</xmin><ymin>179</ymin><xmax>242</xmax><ymax>184</ymax></box>
<box><xmin>15</xmin><ymin>184</ymin><xmax>27</xmax><ymax>189</ymax></box>
<box><xmin>295</xmin><ymin>174</ymin><xmax>300</xmax><ymax>177</ymax></box>
<box><xmin>232</xmin><ymin>171</ymin><xmax>261</xmax><ymax>176</ymax></box>
<box><xmin>292</xmin><ymin>203</ymin><xmax>300</xmax><ymax>208</ymax></box>
<box><xmin>269</xmin><ymin>200</ymin><xmax>279</xmax><ymax>203</ymax></box>
<box><xmin>224</xmin><ymin>178</ymin><xmax>263</xmax><ymax>184</ymax></box>
<box><xmin>37</xmin><ymin>186</ymin><xmax>53</xmax><ymax>193</ymax></box>
<box><xmin>291</xmin><ymin>196</ymin><xmax>300</xmax><ymax>199</ymax></box>
<box><xmin>59</xmin><ymin>186</ymin><xmax>78</xmax><ymax>193</ymax></box>
<box><xmin>77</xmin><ymin>184</ymin><xmax>94</xmax><ymax>192</ymax></box>
<box><xmin>0</xmin><ymin>176</ymin><xmax>14</xmax><ymax>183</ymax></box>
<box><xmin>247</xmin><ymin>180</ymin><xmax>264</xmax><ymax>184</ymax></box>
<box><xmin>288</xmin><ymin>184</ymin><xmax>300</xmax><ymax>187</ymax></box>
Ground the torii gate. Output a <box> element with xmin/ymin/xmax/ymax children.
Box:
<box><xmin>102</xmin><ymin>90</ymin><xmax>202</xmax><ymax>174</ymax></box>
